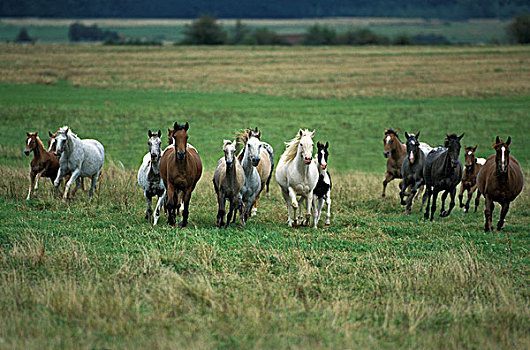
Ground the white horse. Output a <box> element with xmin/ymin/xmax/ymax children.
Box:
<box><xmin>53</xmin><ymin>126</ymin><xmax>105</xmax><ymax>202</ymax></box>
<box><xmin>239</xmin><ymin>135</ymin><xmax>262</xmax><ymax>226</ymax></box>
<box><xmin>275</xmin><ymin>129</ymin><xmax>319</xmax><ymax>227</ymax></box>
<box><xmin>137</xmin><ymin>130</ymin><xmax>165</xmax><ymax>224</ymax></box>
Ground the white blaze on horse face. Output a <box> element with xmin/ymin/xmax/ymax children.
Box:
<box><xmin>468</xmin><ymin>151</ymin><xmax>472</xmax><ymax>156</ymax></box>
<box><xmin>501</xmin><ymin>146</ymin><xmax>506</xmax><ymax>170</ymax></box>
<box><xmin>27</xmin><ymin>138</ymin><xmax>32</xmax><ymax>146</ymax></box>
<box><xmin>409</xmin><ymin>151</ymin><xmax>414</xmax><ymax>163</ymax></box>
<box><xmin>300</xmin><ymin>135</ymin><xmax>313</xmax><ymax>164</ymax></box>
<box><xmin>385</xmin><ymin>136</ymin><xmax>391</xmax><ymax>144</ymax></box>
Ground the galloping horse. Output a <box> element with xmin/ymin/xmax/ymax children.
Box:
<box><xmin>276</xmin><ymin>129</ymin><xmax>319</xmax><ymax>227</ymax></box>
<box><xmin>312</xmin><ymin>141</ymin><xmax>332</xmax><ymax>227</ymax></box>
<box><xmin>48</xmin><ymin>130</ymin><xmax>86</xmax><ymax>192</ymax></box>
<box><xmin>423</xmin><ymin>133</ymin><xmax>464</xmax><ymax>220</ymax></box>
<box><xmin>477</xmin><ymin>136</ymin><xmax>524</xmax><ymax>232</ymax></box>
<box><xmin>236</xmin><ymin>127</ymin><xmax>274</xmax><ymax>217</ymax></box>
<box><xmin>24</xmin><ymin>132</ymin><xmax>60</xmax><ymax>200</ymax></box>
<box><xmin>237</xmin><ymin>131</ymin><xmax>262</xmax><ymax>226</ymax></box>
<box><xmin>137</xmin><ymin>130</ymin><xmax>166</xmax><ymax>224</ymax></box>
<box><xmin>159</xmin><ymin>122</ymin><xmax>202</xmax><ymax>227</ymax></box>
<box><xmin>382</xmin><ymin>129</ymin><xmax>406</xmax><ymax>201</ymax></box>
<box><xmin>53</xmin><ymin>126</ymin><xmax>105</xmax><ymax>202</ymax></box>
<box><xmin>213</xmin><ymin>139</ymin><xmax>244</xmax><ymax>228</ymax></box>
<box><xmin>459</xmin><ymin>145</ymin><xmax>486</xmax><ymax>213</ymax></box>
<box><xmin>400</xmin><ymin>132</ymin><xmax>426</xmax><ymax>214</ymax></box>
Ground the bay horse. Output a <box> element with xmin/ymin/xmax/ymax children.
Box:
<box><xmin>312</xmin><ymin>141</ymin><xmax>332</xmax><ymax>227</ymax></box>
<box><xmin>477</xmin><ymin>136</ymin><xmax>524</xmax><ymax>232</ymax></box>
<box><xmin>53</xmin><ymin>126</ymin><xmax>105</xmax><ymax>202</ymax></box>
<box><xmin>399</xmin><ymin>132</ymin><xmax>426</xmax><ymax>214</ymax></box>
<box><xmin>137</xmin><ymin>130</ymin><xmax>166</xmax><ymax>224</ymax></box>
<box><xmin>24</xmin><ymin>132</ymin><xmax>60</xmax><ymax>200</ymax></box>
<box><xmin>159</xmin><ymin>122</ymin><xmax>202</xmax><ymax>227</ymax></box>
<box><xmin>382</xmin><ymin>129</ymin><xmax>406</xmax><ymax>201</ymax></box>
<box><xmin>275</xmin><ymin>129</ymin><xmax>319</xmax><ymax>227</ymax></box>
<box><xmin>213</xmin><ymin>139</ymin><xmax>244</xmax><ymax>228</ymax></box>
<box><xmin>423</xmin><ymin>133</ymin><xmax>464</xmax><ymax>220</ymax></box>
<box><xmin>459</xmin><ymin>145</ymin><xmax>486</xmax><ymax>213</ymax></box>
<box><xmin>236</xmin><ymin>127</ymin><xmax>274</xmax><ymax>217</ymax></box>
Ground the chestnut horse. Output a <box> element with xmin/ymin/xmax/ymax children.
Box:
<box><xmin>477</xmin><ymin>136</ymin><xmax>524</xmax><ymax>232</ymax></box>
<box><xmin>159</xmin><ymin>122</ymin><xmax>202</xmax><ymax>227</ymax></box>
<box><xmin>459</xmin><ymin>145</ymin><xmax>486</xmax><ymax>213</ymax></box>
<box><xmin>382</xmin><ymin>129</ymin><xmax>406</xmax><ymax>200</ymax></box>
<box><xmin>24</xmin><ymin>132</ymin><xmax>60</xmax><ymax>200</ymax></box>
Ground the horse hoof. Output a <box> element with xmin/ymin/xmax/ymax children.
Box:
<box><xmin>325</xmin><ymin>223</ymin><xmax>330</xmax><ymax>227</ymax></box>
<box><xmin>400</xmin><ymin>200</ymin><xmax>406</xmax><ymax>205</ymax></box>
<box><xmin>178</xmin><ymin>221</ymin><xmax>187</xmax><ymax>228</ymax></box>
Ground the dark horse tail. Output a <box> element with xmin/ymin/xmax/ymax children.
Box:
<box><xmin>263</xmin><ymin>142</ymin><xmax>274</xmax><ymax>193</ymax></box>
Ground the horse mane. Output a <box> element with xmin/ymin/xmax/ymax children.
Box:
<box><xmin>280</xmin><ymin>129</ymin><xmax>312</xmax><ymax>163</ymax></box>
<box><xmin>58</xmin><ymin>126</ymin><xmax>78</xmax><ymax>139</ymax></box>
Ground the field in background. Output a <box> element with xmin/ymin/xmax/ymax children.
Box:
<box><xmin>0</xmin><ymin>44</ymin><xmax>529</xmax><ymax>348</ymax></box>
<box><xmin>0</xmin><ymin>17</ymin><xmax>513</xmax><ymax>44</ymax></box>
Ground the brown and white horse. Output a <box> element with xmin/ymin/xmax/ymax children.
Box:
<box><xmin>459</xmin><ymin>145</ymin><xmax>486</xmax><ymax>213</ymax></box>
<box><xmin>159</xmin><ymin>122</ymin><xmax>202</xmax><ymax>227</ymax></box>
<box><xmin>477</xmin><ymin>136</ymin><xmax>524</xmax><ymax>232</ymax></box>
<box><xmin>24</xmin><ymin>132</ymin><xmax>60</xmax><ymax>200</ymax></box>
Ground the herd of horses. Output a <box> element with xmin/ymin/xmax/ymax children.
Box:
<box><xmin>24</xmin><ymin>124</ymin><xmax>523</xmax><ymax>232</ymax></box>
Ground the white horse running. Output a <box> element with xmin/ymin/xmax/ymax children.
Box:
<box><xmin>53</xmin><ymin>126</ymin><xmax>105</xmax><ymax>202</ymax></box>
<box><xmin>239</xmin><ymin>135</ymin><xmax>262</xmax><ymax>226</ymax></box>
<box><xmin>275</xmin><ymin>129</ymin><xmax>319</xmax><ymax>227</ymax></box>
<box><xmin>137</xmin><ymin>130</ymin><xmax>165</xmax><ymax>224</ymax></box>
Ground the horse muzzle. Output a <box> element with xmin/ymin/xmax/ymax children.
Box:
<box><xmin>24</xmin><ymin>149</ymin><xmax>30</xmax><ymax>156</ymax></box>
<box><xmin>451</xmin><ymin>160</ymin><xmax>459</xmax><ymax>168</ymax></box>
<box><xmin>383</xmin><ymin>151</ymin><xmax>390</xmax><ymax>158</ymax></box>
<box><xmin>151</xmin><ymin>154</ymin><xmax>159</xmax><ymax>162</ymax></box>
<box><xmin>176</xmin><ymin>151</ymin><xmax>186</xmax><ymax>160</ymax></box>
<box><xmin>251</xmin><ymin>157</ymin><xmax>260</xmax><ymax>167</ymax></box>
<box><xmin>226</xmin><ymin>159</ymin><xmax>233</xmax><ymax>166</ymax></box>
<box><xmin>320</xmin><ymin>163</ymin><xmax>327</xmax><ymax>170</ymax></box>
<box><xmin>304</xmin><ymin>157</ymin><xmax>312</xmax><ymax>165</ymax></box>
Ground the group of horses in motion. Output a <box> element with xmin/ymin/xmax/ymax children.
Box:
<box><xmin>24</xmin><ymin>123</ymin><xmax>523</xmax><ymax>232</ymax></box>
<box><xmin>382</xmin><ymin>129</ymin><xmax>524</xmax><ymax>232</ymax></box>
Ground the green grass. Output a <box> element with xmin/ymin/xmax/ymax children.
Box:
<box><xmin>0</xmin><ymin>81</ymin><xmax>529</xmax><ymax>348</ymax></box>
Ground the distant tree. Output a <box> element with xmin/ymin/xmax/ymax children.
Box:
<box><xmin>393</xmin><ymin>34</ymin><xmax>412</xmax><ymax>45</ymax></box>
<box><xmin>302</xmin><ymin>25</ymin><xmax>336</xmax><ymax>45</ymax></box>
<box><xmin>15</xmin><ymin>28</ymin><xmax>34</xmax><ymax>43</ymax></box>
<box><xmin>228</xmin><ymin>19</ymin><xmax>251</xmax><ymax>45</ymax></box>
<box><xmin>180</xmin><ymin>15</ymin><xmax>226</xmax><ymax>45</ymax></box>
<box><xmin>68</xmin><ymin>22</ymin><xmax>119</xmax><ymax>42</ymax></box>
<box><xmin>506</xmin><ymin>13</ymin><xmax>530</xmax><ymax>44</ymax></box>
<box><xmin>336</xmin><ymin>29</ymin><xmax>389</xmax><ymax>45</ymax></box>
<box><xmin>251</xmin><ymin>28</ymin><xmax>288</xmax><ymax>45</ymax></box>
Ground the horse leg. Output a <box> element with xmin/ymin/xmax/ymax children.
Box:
<box><xmin>423</xmin><ymin>186</ymin><xmax>431</xmax><ymax>220</ymax></box>
<box><xmin>166</xmin><ymin>185</ymin><xmax>177</xmax><ymax>227</ymax></box>
<box><xmin>88</xmin><ymin>170</ymin><xmax>101</xmax><ymax>202</ymax></box>
<box><xmin>324</xmin><ymin>192</ymin><xmax>331</xmax><ymax>226</ymax></box>
<box><xmin>225</xmin><ymin>195</ymin><xmax>238</xmax><ymax>228</ymax></box>
<box><xmin>70</xmin><ymin>177</ymin><xmax>83</xmax><ymax>198</ymax></box>
<box><xmin>496</xmin><ymin>202</ymin><xmax>510</xmax><ymax>231</ymax></box>
<box><xmin>281</xmin><ymin>188</ymin><xmax>293</xmax><ymax>227</ymax></box>
<box><xmin>483</xmin><ymin>195</ymin><xmax>494</xmax><ymax>232</ymax></box>
<box><xmin>445</xmin><ymin>187</ymin><xmax>457</xmax><ymax>217</ymax></box>
<box><xmin>27</xmin><ymin>171</ymin><xmax>37</xmax><ymax>200</ymax></box>
<box><xmin>179</xmin><ymin>190</ymin><xmax>193</xmax><ymax>228</ymax></box>
<box><xmin>399</xmin><ymin>178</ymin><xmax>408</xmax><ymax>205</ymax></box>
<box><xmin>382</xmin><ymin>172</ymin><xmax>393</xmax><ymax>201</ymax></box>
<box><xmin>297</xmin><ymin>196</ymin><xmax>305</xmax><ymax>224</ymax></box>
<box><xmin>63</xmin><ymin>168</ymin><xmax>81</xmax><ymax>201</ymax></box>
<box><xmin>304</xmin><ymin>192</ymin><xmax>313</xmax><ymax>227</ymax></box>
<box><xmin>458</xmin><ymin>185</ymin><xmax>465</xmax><ymax>208</ymax></box>
<box><xmin>144</xmin><ymin>191</ymin><xmax>153</xmax><ymax>221</ymax></box>
<box><xmin>474</xmin><ymin>189</ymin><xmax>481</xmax><ymax>213</ymax></box>
<box><xmin>34</xmin><ymin>168</ymin><xmax>46</xmax><ymax>191</ymax></box>
<box><xmin>53</xmin><ymin>167</ymin><xmax>66</xmax><ymax>195</ymax></box>
<box><xmin>288</xmin><ymin>187</ymin><xmax>299</xmax><ymax>225</ymax></box>
<box><xmin>251</xmin><ymin>191</ymin><xmax>261</xmax><ymax>217</ymax></box>
<box><xmin>464</xmin><ymin>184</ymin><xmax>477</xmax><ymax>213</ymax></box>
<box><xmin>153</xmin><ymin>190</ymin><xmax>166</xmax><ymax>226</ymax></box>
<box><xmin>439</xmin><ymin>190</ymin><xmax>450</xmax><ymax>217</ymax></box>
<box><xmin>406</xmin><ymin>181</ymin><xmax>421</xmax><ymax>214</ymax></box>
<box><xmin>312</xmin><ymin>195</ymin><xmax>320</xmax><ymax>228</ymax></box>
<box><xmin>430</xmin><ymin>189</ymin><xmax>439</xmax><ymax>221</ymax></box>
<box><xmin>216</xmin><ymin>192</ymin><xmax>226</xmax><ymax>228</ymax></box>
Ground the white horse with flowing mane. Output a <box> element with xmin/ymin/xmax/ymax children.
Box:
<box><xmin>53</xmin><ymin>126</ymin><xmax>105</xmax><ymax>202</ymax></box>
<box><xmin>275</xmin><ymin>129</ymin><xmax>319</xmax><ymax>227</ymax></box>
<box><xmin>138</xmin><ymin>130</ymin><xmax>165</xmax><ymax>224</ymax></box>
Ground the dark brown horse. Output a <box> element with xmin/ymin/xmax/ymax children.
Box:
<box><xmin>459</xmin><ymin>145</ymin><xmax>485</xmax><ymax>213</ymax></box>
<box><xmin>477</xmin><ymin>136</ymin><xmax>524</xmax><ymax>232</ymax></box>
<box><xmin>382</xmin><ymin>129</ymin><xmax>406</xmax><ymax>200</ymax></box>
<box><xmin>24</xmin><ymin>132</ymin><xmax>60</xmax><ymax>200</ymax></box>
<box><xmin>160</xmin><ymin>122</ymin><xmax>202</xmax><ymax>227</ymax></box>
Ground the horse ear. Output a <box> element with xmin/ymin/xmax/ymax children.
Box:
<box><xmin>26</xmin><ymin>132</ymin><xmax>30</xmax><ymax>137</ymax></box>
<box><xmin>148</xmin><ymin>130</ymin><xmax>153</xmax><ymax>138</ymax></box>
<box><xmin>223</xmin><ymin>139</ymin><xmax>231</xmax><ymax>147</ymax></box>
<box><xmin>317</xmin><ymin>141</ymin><xmax>323</xmax><ymax>148</ymax></box>
<box><xmin>495</xmin><ymin>136</ymin><xmax>500</xmax><ymax>144</ymax></box>
<box><xmin>416</xmin><ymin>131</ymin><xmax>420</xmax><ymax>139</ymax></box>
<box><xmin>325</xmin><ymin>141</ymin><xmax>329</xmax><ymax>149</ymax></box>
<box><xmin>48</xmin><ymin>131</ymin><xmax>53</xmax><ymax>137</ymax></box>
<box><xmin>173</xmin><ymin>122</ymin><xmax>179</xmax><ymax>130</ymax></box>
<box><xmin>405</xmin><ymin>132</ymin><xmax>410</xmax><ymax>139</ymax></box>
<box><xmin>184</xmin><ymin>122</ymin><xmax>189</xmax><ymax>131</ymax></box>
<box><xmin>257</xmin><ymin>131</ymin><xmax>261</xmax><ymax>139</ymax></box>
<box><xmin>474</xmin><ymin>145</ymin><xmax>478</xmax><ymax>151</ymax></box>
<box><xmin>35</xmin><ymin>131</ymin><xmax>38</xmax><ymax>137</ymax></box>
<box><xmin>157</xmin><ymin>130</ymin><xmax>161</xmax><ymax>138</ymax></box>
<box><xmin>506</xmin><ymin>136</ymin><xmax>511</xmax><ymax>145</ymax></box>
<box><xmin>299</xmin><ymin>129</ymin><xmax>303</xmax><ymax>137</ymax></box>
<box><xmin>458</xmin><ymin>133</ymin><xmax>465</xmax><ymax>140</ymax></box>
<box><xmin>395</xmin><ymin>129</ymin><xmax>399</xmax><ymax>134</ymax></box>
<box><xmin>311</xmin><ymin>130</ymin><xmax>315</xmax><ymax>137</ymax></box>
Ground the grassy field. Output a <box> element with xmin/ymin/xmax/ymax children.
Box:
<box><xmin>0</xmin><ymin>45</ymin><xmax>529</xmax><ymax>349</ymax></box>
<box><xmin>0</xmin><ymin>17</ymin><xmax>514</xmax><ymax>44</ymax></box>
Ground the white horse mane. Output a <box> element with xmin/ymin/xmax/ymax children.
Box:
<box><xmin>280</xmin><ymin>129</ymin><xmax>313</xmax><ymax>163</ymax></box>
<box><xmin>58</xmin><ymin>125</ymin><xmax>78</xmax><ymax>139</ymax></box>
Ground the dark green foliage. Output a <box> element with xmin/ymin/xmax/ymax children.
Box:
<box><xmin>228</xmin><ymin>19</ymin><xmax>251</xmax><ymax>45</ymax></box>
<box><xmin>103</xmin><ymin>38</ymin><xmax>162</xmax><ymax>46</ymax></box>
<box><xmin>179</xmin><ymin>15</ymin><xmax>226</xmax><ymax>45</ymax></box>
<box><xmin>68</xmin><ymin>22</ymin><xmax>119</xmax><ymax>42</ymax></box>
<box><xmin>14</xmin><ymin>27</ymin><xmax>33</xmax><ymax>43</ymax></box>
<box><xmin>506</xmin><ymin>13</ymin><xmax>530</xmax><ymax>43</ymax></box>
<box><xmin>251</xmin><ymin>28</ymin><xmax>288</xmax><ymax>45</ymax></box>
<box><xmin>336</xmin><ymin>28</ymin><xmax>390</xmax><ymax>45</ymax></box>
<box><xmin>302</xmin><ymin>25</ymin><xmax>337</xmax><ymax>45</ymax></box>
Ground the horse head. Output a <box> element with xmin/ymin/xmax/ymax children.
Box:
<box><xmin>172</xmin><ymin>122</ymin><xmax>189</xmax><ymax>160</ymax></box>
<box><xmin>493</xmin><ymin>136</ymin><xmax>511</xmax><ymax>174</ymax></box>
<box><xmin>54</xmin><ymin>127</ymin><xmax>70</xmax><ymax>158</ymax></box>
<box><xmin>299</xmin><ymin>129</ymin><xmax>315</xmax><ymax>165</ymax></box>
<box><xmin>316</xmin><ymin>141</ymin><xmax>329</xmax><ymax>170</ymax></box>
<box><xmin>47</xmin><ymin>131</ymin><xmax>58</xmax><ymax>152</ymax></box>
<box><xmin>147</xmin><ymin>129</ymin><xmax>162</xmax><ymax>163</ymax></box>
<box><xmin>246</xmin><ymin>133</ymin><xmax>261</xmax><ymax>167</ymax></box>
<box><xmin>24</xmin><ymin>132</ymin><xmax>38</xmax><ymax>156</ymax></box>
<box><xmin>405</xmin><ymin>131</ymin><xmax>421</xmax><ymax>165</ymax></box>
<box><xmin>464</xmin><ymin>145</ymin><xmax>478</xmax><ymax>171</ymax></box>
<box><xmin>383</xmin><ymin>128</ymin><xmax>400</xmax><ymax>158</ymax></box>
<box><xmin>223</xmin><ymin>139</ymin><xmax>237</xmax><ymax>167</ymax></box>
<box><xmin>249</xmin><ymin>127</ymin><xmax>261</xmax><ymax>140</ymax></box>
<box><xmin>444</xmin><ymin>133</ymin><xmax>464</xmax><ymax>168</ymax></box>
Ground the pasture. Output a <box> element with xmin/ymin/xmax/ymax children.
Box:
<box><xmin>0</xmin><ymin>44</ymin><xmax>529</xmax><ymax>349</ymax></box>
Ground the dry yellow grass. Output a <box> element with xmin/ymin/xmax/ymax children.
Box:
<box><xmin>0</xmin><ymin>44</ymin><xmax>529</xmax><ymax>98</ymax></box>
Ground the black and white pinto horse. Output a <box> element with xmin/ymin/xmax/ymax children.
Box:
<box><xmin>312</xmin><ymin>142</ymin><xmax>332</xmax><ymax>227</ymax></box>
<box><xmin>423</xmin><ymin>133</ymin><xmax>464</xmax><ymax>220</ymax></box>
<box><xmin>137</xmin><ymin>130</ymin><xmax>166</xmax><ymax>224</ymax></box>
<box><xmin>400</xmin><ymin>132</ymin><xmax>426</xmax><ymax>214</ymax></box>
